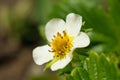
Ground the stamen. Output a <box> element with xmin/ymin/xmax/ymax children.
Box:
<box><xmin>48</xmin><ymin>44</ymin><xmax>51</xmax><ymax>47</ymax></box>
<box><xmin>53</xmin><ymin>35</ymin><xmax>56</xmax><ymax>38</ymax></box>
<box><xmin>48</xmin><ymin>50</ymin><xmax>55</xmax><ymax>52</ymax></box>
<box><xmin>49</xmin><ymin>31</ymin><xmax>73</xmax><ymax>59</ymax></box>
<box><xmin>63</xmin><ymin>30</ymin><xmax>66</xmax><ymax>36</ymax></box>
<box><xmin>57</xmin><ymin>32</ymin><xmax>61</xmax><ymax>36</ymax></box>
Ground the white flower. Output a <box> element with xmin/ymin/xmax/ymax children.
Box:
<box><xmin>33</xmin><ymin>13</ymin><xmax>90</xmax><ymax>71</ymax></box>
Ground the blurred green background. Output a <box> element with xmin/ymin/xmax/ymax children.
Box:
<box><xmin>0</xmin><ymin>0</ymin><xmax>120</xmax><ymax>80</ymax></box>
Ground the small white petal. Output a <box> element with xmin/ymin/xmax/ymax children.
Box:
<box><xmin>33</xmin><ymin>45</ymin><xmax>54</xmax><ymax>65</ymax></box>
<box><xmin>66</xmin><ymin>13</ymin><xmax>82</xmax><ymax>37</ymax></box>
<box><xmin>73</xmin><ymin>32</ymin><xmax>90</xmax><ymax>48</ymax></box>
<box><xmin>51</xmin><ymin>53</ymin><xmax>72</xmax><ymax>71</ymax></box>
<box><xmin>45</xmin><ymin>18</ymin><xmax>66</xmax><ymax>42</ymax></box>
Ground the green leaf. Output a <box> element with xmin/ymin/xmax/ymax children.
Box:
<box><xmin>86</xmin><ymin>52</ymin><xmax>119</xmax><ymax>80</ymax></box>
<box><xmin>98</xmin><ymin>54</ymin><xmax>110</xmax><ymax>80</ymax></box>
<box><xmin>65</xmin><ymin>52</ymin><xmax>120</xmax><ymax>80</ymax></box>
<box><xmin>87</xmin><ymin>52</ymin><xmax>99</xmax><ymax>80</ymax></box>
<box><xmin>71</xmin><ymin>67</ymin><xmax>90</xmax><ymax>80</ymax></box>
<box><xmin>79</xmin><ymin>68</ymin><xmax>90</xmax><ymax>80</ymax></box>
<box><xmin>71</xmin><ymin>68</ymin><xmax>82</xmax><ymax>80</ymax></box>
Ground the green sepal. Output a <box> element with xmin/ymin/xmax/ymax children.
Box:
<box><xmin>82</xmin><ymin>21</ymin><xmax>86</xmax><ymax>26</ymax></box>
<box><xmin>44</xmin><ymin>58</ymin><xmax>58</xmax><ymax>71</ymax></box>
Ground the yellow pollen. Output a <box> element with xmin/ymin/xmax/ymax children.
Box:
<box><xmin>49</xmin><ymin>31</ymin><xmax>73</xmax><ymax>59</ymax></box>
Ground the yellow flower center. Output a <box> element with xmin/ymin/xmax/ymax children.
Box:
<box><xmin>49</xmin><ymin>31</ymin><xmax>73</xmax><ymax>59</ymax></box>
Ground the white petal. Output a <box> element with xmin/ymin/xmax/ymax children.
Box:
<box><xmin>51</xmin><ymin>53</ymin><xmax>72</xmax><ymax>71</ymax></box>
<box><xmin>45</xmin><ymin>18</ymin><xmax>66</xmax><ymax>42</ymax></box>
<box><xmin>33</xmin><ymin>45</ymin><xmax>54</xmax><ymax>65</ymax></box>
<box><xmin>66</xmin><ymin>13</ymin><xmax>82</xmax><ymax>37</ymax></box>
<box><xmin>73</xmin><ymin>32</ymin><xmax>90</xmax><ymax>48</ymax></box>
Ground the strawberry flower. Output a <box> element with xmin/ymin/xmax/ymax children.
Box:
<box><xmin>33</xmin><ymin>13</ymin><xmax>90</xmax><ymax>71</ymax></box>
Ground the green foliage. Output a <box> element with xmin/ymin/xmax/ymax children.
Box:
<box><xmin>64</xmin><ymin>52</ymin><xmax>120</xmax><ymax>80</ymax></box>
<box><xmin>71</xmin><ymin>67</ymin><xmax>90</xmax><ymax>80</ymax></box>
<box><xmin>33</xmin><ymin>0</ymin><xmax>54</xmax><ymax>23</ymax></box>
<box><xmin>65</xmin><ymin>75</ymin><xmax>74</xmax><ymax>80</ymax></box>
